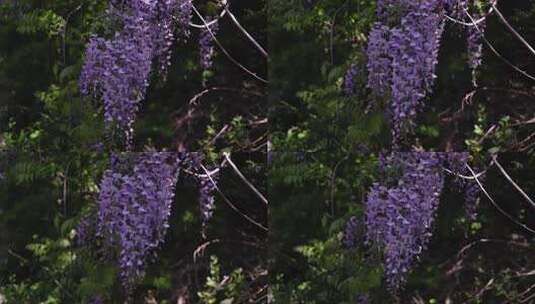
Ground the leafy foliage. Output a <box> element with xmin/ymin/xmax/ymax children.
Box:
<box><xmin>270</xmin><ymin>0</ymin><xmax>535</xmax><ymax>302</ymax></box>
<box><xmin>1</xmin><ymin>0</ymin><xmax>267</xmax><ymax>302</ymax></box>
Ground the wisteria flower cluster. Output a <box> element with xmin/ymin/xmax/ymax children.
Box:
<box><xmin>197</xmin><ymin>165</ymin><xmax>219</xmax><ymax>235</ymax></box>
<box><xmin>343</xmin><ymin>64</ymin><xmax>359</xmax><ymax>96</ymax></box>
<box><xmin>444</xmin><ymin>0</ymin><xmax>487</xmax><ymax>85</ymax></box>
<box><xmin>199</xmin><ymin>17</ymin><xmax>219</xmax><ymax>70</ymax></box>
<box><xmin>366</xmin><ymin>0</ymin><xmax>487</xmax><ymax>146</ymax></box>
<box><xmin>364</xmin><ymin>152</ymin><xmax>482</xmax><ymax>291</ymax></box>
<box><xmin>367</xmin><ymin>1</ymin><xmax>445</xmax><ymax>146</ymax></box>
<box><xmin>95</xmin><ymin>152</ymin><xmax>183</xmax><ymax>292</ymax></box>
<box><xmin>444</xmin><ymin>152</ymin><xmax>485</xmax><ymax>220</ymax></box>
<box><xmin>77</xmin><ymin>152</ymin><xmax>220</xmax><ymax>294</ymax></box>
<box><xmin>87</xmin><ymin>295</ymin><xmax>104</xmax><ymax>304</ymax></box>
<box><xmin>467</xmin><ymin>12</ymin><xmax>487</xmax><ymax>86</ymax></box>
<box><xmin>356</xmin><ymin>293</ymin><xmax>370</xmax><ymax>304</ymax></box>
<box><xmin>343</xmin><ymin>216</ymin><xmax>364</xmax><ymax>249</ymax></box>
<box><xmin>79</xmin><ymin>0</ymin><xmax>192</xmax><ymax>148</ymax></box>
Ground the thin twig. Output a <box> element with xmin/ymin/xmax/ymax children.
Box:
<box><xmin>199</xmin><ymin>164</ymin><xmax>268</xmax><ymax>232</ymax></box>
<box><xmin>444</xmin><ymin>0</ymin><xmax>496</xmax><ymax>26</ymax></box>
<box><xmin>491</xmin><ymin>3</ymin><xmax>535</xmax><ymax>57</ymax></box>
<box><xmin>189</xmin><ymin>86</ymin><xmax>263</xmax><ymax>106</ymax></box>
<box><xmin>193</xmin><ymin>238</ymin><xmax>221</xmax><ymax>261</ymax></box>
<box><xmin>224</xmin><ymin>7</ymin><xmax>268</xmax><ymax>58</ymax></box>
<box><xmin>442</xmin><ymin>162</ymin><xmax>490</xmax><ymax>180</ymax></box>
<box><xmin>191</xmin><ymin>5</ymin><xmax>268</xmax><ymax>83</ymax></box>
<box><xmin>223</xmin><ymin>152</ymin><xmax>268</xmax><ymax>205</ymax></box>
<box><xmin>193</xmin><ymin>238</ymin><xmax>264</xmax><ymax>262</ymax></box>
<box><xmin>464</xmin><ymin>9</ymin><xmax>535</xmax><ymax>82</ymax></box>
<box><xmin>521</xmin><ymin>289</ymin><xmax>535</xmax><ymax>303</ymax></box>
<box><xmin>492</xmin><ymin>155</ymin><xmax>535</xmax><ymax>209</ymax></box>
<box><xmin>466</xmin><ymin>163</ymin><xmax>535</xmax><ymax>235</ymax></box>
<box><xmin>475</xmin><ymin>278</ymin><xmax>495</xmax><ymax>299</ymax></box>
<box><xmin>188</xmin><ymin>2</ymin><xmax>228</xmax><ymax>29</ymax></box>
<box><xmin>515</xmin><ymin>132</ymin><xmax>535</xmax><ymax>152</ymax></box>
<box><xmin>7</xmin><ymin>249</ymin><xmax>29</xmax><ymax>264</ymax></box>
<box><xmin>515</xmin><ymin>270</ymin><xmax>535</xmax><ymax>278</ymax></box>
<box><xmin>208</xmin><ymin>124</ymin><xmax>230</xmax><ymax>146</ymax></box>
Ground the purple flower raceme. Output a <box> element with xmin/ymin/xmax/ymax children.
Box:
<box><xmin>79</xmin><ymin>0</ymin><xmax>191</xmax><ymax>148</ymax></box>
<box><xmin>444</xmin><ymin>0</ymin><xmax>487</xmax><ymax>85</ymax></box>
<box><xmin>366</xmin><ymin>23</ymin><xmax>392</xmax><ymax>96</ymax></box>
<box><xmin>197</xmin><ymin>166</ymin><xmax>219</xmax><ymax>236</ymax></box>
<box><xmin>199</xmin><ymin>17</ymin><xmax>219</xmax><ymax>70</ymax></box>
<box><xmin>343</xmin><ymin>216</ymin><xmax>364</xmax><ymax>249</ymax></box>
<box><xmin>466</xmin><ymin>11</ymin><xmax>486</xmax><ymax>86</ymax></box>
<box><xmin>364</xmin><ymin>152</ymin><xmax>482</xmax><ymax>292</ymax></box>
<box><xmin>366</xmin><ymin>0</ymin><xmax>488</xmax><ymax>146</ymax></box>
<box><xmin>389</xmin><ymin>8</ymin><xmax>445</xmax><ymax>146</ymax></box>
<box><xmin>343</xmin><ymin>64</ymin><xmax>359</xmax><ymax>96</ymax></box>
<box><xmin>77</xmin><ymin>152</ymin><xmax>220</xmax><ymax>294</ymax></box>
<box><xmin>95</xmin><ymin>152</ymin><xmax>183</xmax><ymax>292</ymax></box>
<box><xmin>76</xmin><ymin>213</ymin><xmax>97</xmax><ymax>247</ymax></box>
<box><xmin>367</xmin><ymin>1</ymin><xmax>445</xmax><ymax>147</ymax></box>
<box><xmin>176</xmin><ymin>0</ymin><xmax>193</xmax><ymax>39</ymax></box>
<box><xmin>444</xmin><ymin>152</ymin><xmax>485</xmax><ymax>220</ymax></box>
<box><xmin>87</xmin><ymin>295</ymin><xmax>105</xmax><ymax>304</ymax></box>
<box><xmin>153</xmin><ymin>0</ymin><xmax>188</xmax><ymax>78</ymax></box>
<box><xmin>173</xmin><ymin>152</ymin><xmax>219</xmax><ymax>236</ymax></box>
<box><xmin>356</xmin><ymin>293</ymin><xmax>370</xmax><ymax>304</ymax></box>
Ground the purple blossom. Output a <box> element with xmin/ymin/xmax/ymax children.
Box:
<box><xmin>176</xmin><ymin>0</ymin><xmax>193</xmax><ymax>39</ymax></box>
<box><xmin>181</xmin><ymin>153</ymin><xmax>220</xmax><ymax>236</ymax></box>
<box><xmin>87</xmin><ymin>295</ymin><xmax>104</xmax><ymax>304</ymax></box>
<box><xmin>77</xmin><ymin>152</ymin><xmax>221</xmax><ymax>293</ymax></box>
<box><xmin>366</xmin><ymin>1</ymin><xmax>487</xmax><ymax>146</ymax></box>
<box><xmin>356</xmin><ymin>293</ymin><xmax>370</xmax><ymax>304</ymax></box>
<box><xmin>467</xmin><ymin>12</ymin><xmax>486</xmax><ymax>86</ymax></box>
<box><xmin>366</xmin><ymin>152</ymin><xmax>444</xmax><ymax>290</ymax></box>
<box><xmin>444</xmin><ymin>0</ymin><xmax>468</xmax><ymax>19</ymax></box>
<box><xmin>198</xmin><ymin>168</ymin><xmax>219</xmax><ymax>235</ymax></box>
<box><xmin>442</xmin><ymin>0</ymin><xmax>487</xmax><ymax>78</ymax></box>
<box><xmin>89</xmin><ymin>142</ymin><xmax>105</xmax><ymax>153</ymax></box>
<box><xmin>343</xmin><ymin>216</ymin><xmax>363</xmax><ymax>249</ymax></box>
<box><xmin>343</xmin><ymin>64</ymin><xmax>359</xmax><ymax>96</ymax></box>
<box><xmin>366</xmin><ymin>5</ymin><xmax>446</xmax><ymax>146</ymax></box>
<box><xmin>94</xmin><ymin>152</ymin><xmax>184</xmax><ymax>292</ymax></box>
<box><xmin>79</xmin><ymin>0</ymin><xmax>191</xmax><ymax>148</ymax></box>
<box><xmin>364</xmin><ymin>152</ymin><xmax>481</xmax><ymax>291</ymax></box>
<box><xmin>153</xmin><ymin>0</ymin><xmax>186</xmax><ymax>78</ymax></box>
<box><xmin>199</xmin><ymin>17</ymin><xmax>219</xmax><ymax>70</ymax></box>
<box><xmin>76</xmin><ymin>214</ymin><xmax>97</xmax><ymax>247</ymax></box>
<box><xmin>366</xmin><ymin>23</ymin><xmax>392</xmax><ymax>96</ymax></box>
<box><xmin>444</xmin><ymin>153</ymin><xmax>484</xmax><ymax>220</ymax></box>
<box><xmin>388</xmin><ymin>8</ymin><xmax>445</xmax><ymax>146</ymax></box>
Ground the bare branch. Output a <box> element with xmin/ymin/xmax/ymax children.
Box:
<box><xmin>464</xmin><ymin>9</ymin><xmax>535</xmax><ymax>82</ymax></box>
<box><xmin>224</xmin><ymin>7</ymin><xmax>268</xmax><ymax>58</ymax></box>
<box><xmin>444</xmin><ymin>0</ymin><xmax>495</xmax><ymax>27</ymax></box>
<box><xmin>193</xmin><ymin>238</ymin><xmax>264</xmax><ymax>262</ymax></box>
<box><xmin>442</xmin><ymin>164</ymin><xmax>489</xmax><ymax>180</ymax></box>
<box><xmin>491</xmin><ymin>3</ymin><xmax>535</xmax><ymax>57</ymax></box>
<box><xmin>199</xmin><ymin>164</ymin><xmax>268</xmax><ymax>232</ymax></box>
<box><xmin>191</xmin><ymin>5</ymin><xmax>268</xmax><ymax>83</ymax></box>
<box><xmin>223</xmin><ymin>152</ymin><xmax>268</xmax><ymax>205</ymax></box>
<box><xmin>492</xmin><ymin>155</ymin><xmax>535</xmax><ymax>210</ymax></box>
<box><xmin>188</xmin><ymin>4</ymin><xmax>227</xmax><ymax>29</ymax></box>
<box><xmin>465</xmin><ymin>163</ymin><xmax>535</xmax><ymax>235</ymax></box>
